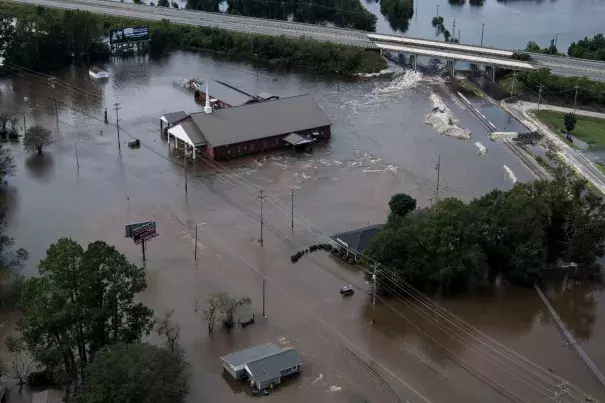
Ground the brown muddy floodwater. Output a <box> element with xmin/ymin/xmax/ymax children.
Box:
<box><xmin>0</xmin><ymin>51</ymin><xmax>604</xmax><ymax>403</ymax></box>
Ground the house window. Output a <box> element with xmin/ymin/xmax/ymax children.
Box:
<box><xmin>251</xmin><ymin>143</ymin><xmax>254</xmax><ymax>151</ymax></box>
<box><xmin>292</xmin><ymin>366</ymin><xmax>297</xmax><ymax>370</ymax></box>
<box><xmin>263</xmin><ymin>140</ymin><xmax>267</xmax><ymax>147</ymax></box>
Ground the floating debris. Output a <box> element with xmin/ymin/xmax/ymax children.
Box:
<box><xmin>489</xmin><ymin>132</ymin><xmax>519</xmax><ymax>141</ymax></box>
<box><xmin>503</xmin><ymin>165</ymin><xmax>517</xmax><ymax>183</ymax></box>
<box><xmin>474</xmin><ymin>142</ymin><xmax>487</xmax><ymax>155</ymax></box>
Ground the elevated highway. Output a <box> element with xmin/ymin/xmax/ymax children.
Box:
<box><xmin>7</xmin><ymin>0</ymin><xmax>605</xmax><ymax>80</ymax></box>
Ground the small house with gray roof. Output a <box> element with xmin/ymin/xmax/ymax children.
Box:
<box><xmin>221</xmin><ymin>342</ymin><xmax>303</xmax><ymax>390</ymax></box>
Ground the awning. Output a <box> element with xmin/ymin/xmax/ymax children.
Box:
<box><xmin>167</xmin><ymin>118</ymin><xmax>206</xmax><ymax>147</ymax></box>
<box><xmin>283</xmin><ymin>133</ymin><xmax>314</xmax><ymax>146</ymax></box>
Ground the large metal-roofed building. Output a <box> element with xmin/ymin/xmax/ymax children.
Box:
<box><xmin>169</xmin><ymin>94</ymin><xmax>331</xmax><ymax>160</ymax></box>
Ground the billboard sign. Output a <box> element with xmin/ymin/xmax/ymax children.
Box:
<box><xmin>109</xmin><ymin>27</ymin><xmax>149</xmax><ymax>45</ymax></box>
<box><xmin>132</xmin><ymin>221</ymin><xmax>157</xmax><ymax>244</ymax></box>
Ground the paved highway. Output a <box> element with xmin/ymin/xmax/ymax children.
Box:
<box><xmin>8</xmin><ymin>0</ymin><xmax>374</xmax><ymax>47</ymax></box>
<box><xmin>8</xmin><ymin>0</ymin><xmax>605</xmax><ymax>80</ymax></box>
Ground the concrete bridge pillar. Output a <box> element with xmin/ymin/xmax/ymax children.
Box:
<box><xmin>470</xmin><ymin>63</ymin><xmax>479</xmax><ymax>72</ymax></box>
<box><xmin>397</xmin><ymin>53</ymin><xmax>406</xmax><ymax>66</ymax></box>
<box><xmin>446</xmin><ymin>60</ymin><xmax>456</xmax><ymax>77</ymax></box>
<box><xmin>410</xmin><ymin>54</ymin><xmax>418</xmax><ymax>70</ymax></box>
<box><xmin>485</xmin><ymin>65</ymin><xmax>496</xmax><ymax>81</ymax></box>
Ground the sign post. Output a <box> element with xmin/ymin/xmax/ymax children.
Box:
<box><xmin>125</xmin><ymin>221</ymin><xmax>158</xmax><ymax>261</ymax></box>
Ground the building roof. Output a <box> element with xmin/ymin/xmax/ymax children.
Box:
<box><xmin>221</xmin><ymin>343</ymin><xmax>284</xmax><ymax>369</ymax></box>
<box><xmin>167</xmin><ymin>117</ymin><xmax>207</xmax><ymax>146</ymax></box>
<box><xmin>190</xmin><ymin>95</ymin><xmax>331</xmax><ymax>148</ymax></box>
<box><xmin>245</xmin><ymin>348</ymin><xmax>303</xmax><ymax>385</ymax></box>
<box><xmin>160</xmin><ymin>111</ymin><xmax>188</xmax><ymax>125</ymax></box>
<box><xmin>332</xmin><ymin>224</ymin><xmax>384</xmax><ymax>254</ymax></box>
<box><xmin>209</xmin><ymin>80</ymin><xmax>256</xmax><ymax>107</ymax></box>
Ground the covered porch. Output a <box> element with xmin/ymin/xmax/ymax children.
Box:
<box><xmin>283</xmin><ymin>133</ymin><xmax>315</xmax><ymax>151</ymax></box>
<box><xmin>167</xmin><ymin>118</ymin><xmax>207</xmax><ymax>160</ymax></box>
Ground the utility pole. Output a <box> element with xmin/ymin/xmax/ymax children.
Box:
<box><xmin>480</xmin><ymin>23</ymin><xmax>485</xmax><ymax>46</ymax></box>
<box><xmin>184</xmin><ymin>151</ymin><xmax>188</xmax><ymax>194</ymax></box>
<box><xmin>457</xmin><ymin>29</ymin><xmax>461</xmax><ymax>43</ymax></box>
<box><xmin>372</xmin><ymin>264</ymin><xmax>378</xmax><ymax>324</ymax></box>
<box><xmin>113</xmin><ymin>101</ymin><xmax>121</xmax><ymax>153</ymax></box>
<box><xmin>435</xmin><ymin>154</ymin><xmax>441</xmax><ymax>201</ymax></box>
<box><xmin>141</xmin><ymin>238</ymin><xmax>146</xmax><ymax>261</ymax></box>
<box><xmin>22</xmin><ymin>112</ymin><xmax>26</xmax><ymax>134</ymax></box>
<box><xmin>48</xmin><ymin>77</ymin><xmax>59</xmax><ymax>127</ymax></box>
<box><xmin>436</xmin><ymin>4</ymin><xmax>439</xmax><ymax>16</ymax></box>
<box><xmin>290</xmin><ymin>187</ymin><xmax>294</xmax><ymax>229</ymax></box>
<box><xmin>573</xmin><ymin>85</ymin><xmax>580</xmax><ymax>115</ymax></box>
<box><xmin>74</xmin><ymin>142</ymin><xmax>79</xmax><ymax>172</ymax></box>
<box><xmin>195</xmin><ymin>223</ymin><xmax>202</xmax><ymax>260</ymax></box>
<box><xmin>452</xmin><ymin>19</ymin><xmax>456</xmax><ymax>41</ymax></box>
<box><xmin>258</xmin><ymin>189</ymin><xmax>265</xmax><ymax>246</ymax></box>
<box><xmin>262</xmin><ymin>278</ymin><xmax>266</xmax><ymax>318</ymax></box>
<box><xmin>510</xmin><ymin>70</ymin><xmax>516</xmax><ymax>97</ymax></box>
<box><xmin>537</xmin><ymin>84</ymin><xmax>544</xmax><ymax>111</ymax></box>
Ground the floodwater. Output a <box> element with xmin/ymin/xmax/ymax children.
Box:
<box><xmin>120</xmin><ymin>0</ymin><xmax>605</xmax><ymax>51</ymax></box>
<box><xmin>0</xmin><ymin>51</ymin><xmax>604</xmax><ymax>403</ymax></box>
<box><xmin>365</xmin><ymin>0</ymin><xmax>605</xmax><ymax>51</ymax></box>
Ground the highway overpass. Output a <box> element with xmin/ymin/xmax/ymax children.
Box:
<box><xmin>8</xmin><ymin>0</ymin><xmax>605</xmax><ymax>80</ymax></box>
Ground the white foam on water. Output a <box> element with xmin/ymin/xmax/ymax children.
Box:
<box><xmin>302</xmin><ymin>173</ymin><xmax>312</xmax><ymax>180</ymax></box>
<box><xmin>374</xmin><ymin>69</ymin><xmax>424</xmax><ymax>95</ymax></box>
<box><xmin>386</xmin><ymin>164</ymin><xmax>399</xmax><ymax>173</ymax></box>
<box><xmin>328</xmin><ymin>386</ymin><xmax>343</xmax><ymax>392</ymax></box>
<box><xmin>503</xmin><ymin>165</ymin><xmax>517</xmax><ymax>183</ymax></box>
<box><xmin>363</xmin><ymin>169</ymin><xmax>382</xmax><ymax>173</ymax></box>
<box><xmin>370</xmin><ymin>158</ymin><xmax>382</xmax><ymax>164</ymax></box>
<box><xmin>333</xmin><ymin>160</ymin><xmax>343</xmax><ymax>166</ymax></box>
<box><xmin>273</xmin><ymin>162</ymin><xmax>289</xmax><ymax>169</ymax></box>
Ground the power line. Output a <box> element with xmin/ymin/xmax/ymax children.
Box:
<box><xmin>13</xmin><ymin>73</ymin><xmax>597</xmax><ymax>403</ymax></box>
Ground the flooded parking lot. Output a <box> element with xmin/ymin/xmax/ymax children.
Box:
<box><xmin>1</xmin><ymin>51</ymin><xmax>605</xmax><ymax>403</ymax></box>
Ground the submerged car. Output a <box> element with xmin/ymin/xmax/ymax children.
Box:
<box><xmin>340</xmin><ymin>285</ymin><xmax>354</xmax><ymax>296</ymax></box>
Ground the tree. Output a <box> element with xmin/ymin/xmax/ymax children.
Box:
<box><xmin>3</xmin><ymin>337</ymin><xmax>35</xmax><ymax>389</ymax></box>
<box><xmin>76</xmin><ymin>343</ymin><xmax>190</xmax><ymax>403</ymax></box>
<box><xmin>18</xmin><ymin>239</ymin><xmax>154</xmax><ymax>397</ymax></box>
<box><xmin>218</xmin><ymin>293</ymin><xmax>251</xmax><ymax>328</ymax></box>
<box><xmin>0</xmin><ymin>111</ymin><xmax>11</xmax><ymax>135</ymax></box>
<box><xmin>158</xmin><ymin>0</ymin><xmax>169</xmax><ymax>6</ymax></box>
<box><xmin>564</xmin><ymin>113</ymin><xmax>577</xmax><ymax>139</ymax></box>
<box><xmin>568</xmin><ymin>34</ymin><xmax>605</xmax><ymax>61</ymax></box>
<box><xmin>365</xmin><ymin>166</ymin><xmax>605</xmax><ymax>293</ymax></box>
<box><xmin>198</xmin><ymin>294</ymin><xmax>220</xmax><ymax>333</ymax></box>
<box><xmin>24</xmin><ymin>124</ymin><xmax>53</xmax><ymax>155</ymax></box>
<box><xmin>199</xmin><ymin>292</ymin><xmax>251</xmax><ymax>331</ymax></box>
<box><xmin>388</xmin><ymin>193</ymin><xmax>416</xmax><ymax>217</ymax></box>
<box><xmin>172</xmin><ymin>1</ymin><xmax>179</xmax><ymax>7</ymax></box>
<box><xmin>156</xmin><ymin>309</ymin><xmax>181</xmax><ymax>353</ymax></box>
<box><xmin>0</xmin><ymin>207</ymin><xmax>27</xmax><ymax>308</ymax></box>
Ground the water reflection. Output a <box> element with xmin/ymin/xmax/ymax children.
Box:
<box><xmin>24</xmin><ymin>154</ymin><xmax>54</xmax><ymax>182</ymax></box>
<box><xmin>548</xmin><ymin>283</ymin><xmax>601</xmax><ymax>341</ymax></box>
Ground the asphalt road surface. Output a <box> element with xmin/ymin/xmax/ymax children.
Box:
<box><xmin>8</xmin><ymin>0</ymin><xmax>374</xmax><ymax>47</ymax></box>
<box><xmin>9</xmin><ymin>0</ymin><xmax>605</xmax><ymax>81</ymax></box>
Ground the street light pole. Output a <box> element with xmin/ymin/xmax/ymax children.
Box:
<box><xmin>436</xmin><ymin>4</ymin><xmax>439</xmax><ymax>17</ymax></box>
<box><xmin>480</xmin><ymin>23</ymin><xmax>485</xmax><ymax>46</ymax></box>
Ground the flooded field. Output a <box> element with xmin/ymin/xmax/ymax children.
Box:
<box><xmin>1</xmin><ymin>51</ymin><xmax>605</xmax><ymax>403</ymax></box>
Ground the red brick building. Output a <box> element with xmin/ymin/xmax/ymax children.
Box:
<box><xmin>167</xmin><ymin>95</ymin><xmax>331</xmax><ymax>161</ymax></box>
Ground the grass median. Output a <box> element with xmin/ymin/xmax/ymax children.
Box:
<box><xmin>535</xmin><ymin>110</ymin><xmax>605</xmax><ymax>147</ymax></box>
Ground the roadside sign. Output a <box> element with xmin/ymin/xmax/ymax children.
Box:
<box><xmin>132</xmin><ymin>222</ymin><xmax>157</xmax><ymax>244</ymax></box>
<box><xmin>125</xmin><ymin>221</ymin><xmax>158</xmax><ymax>261</ymax></box>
